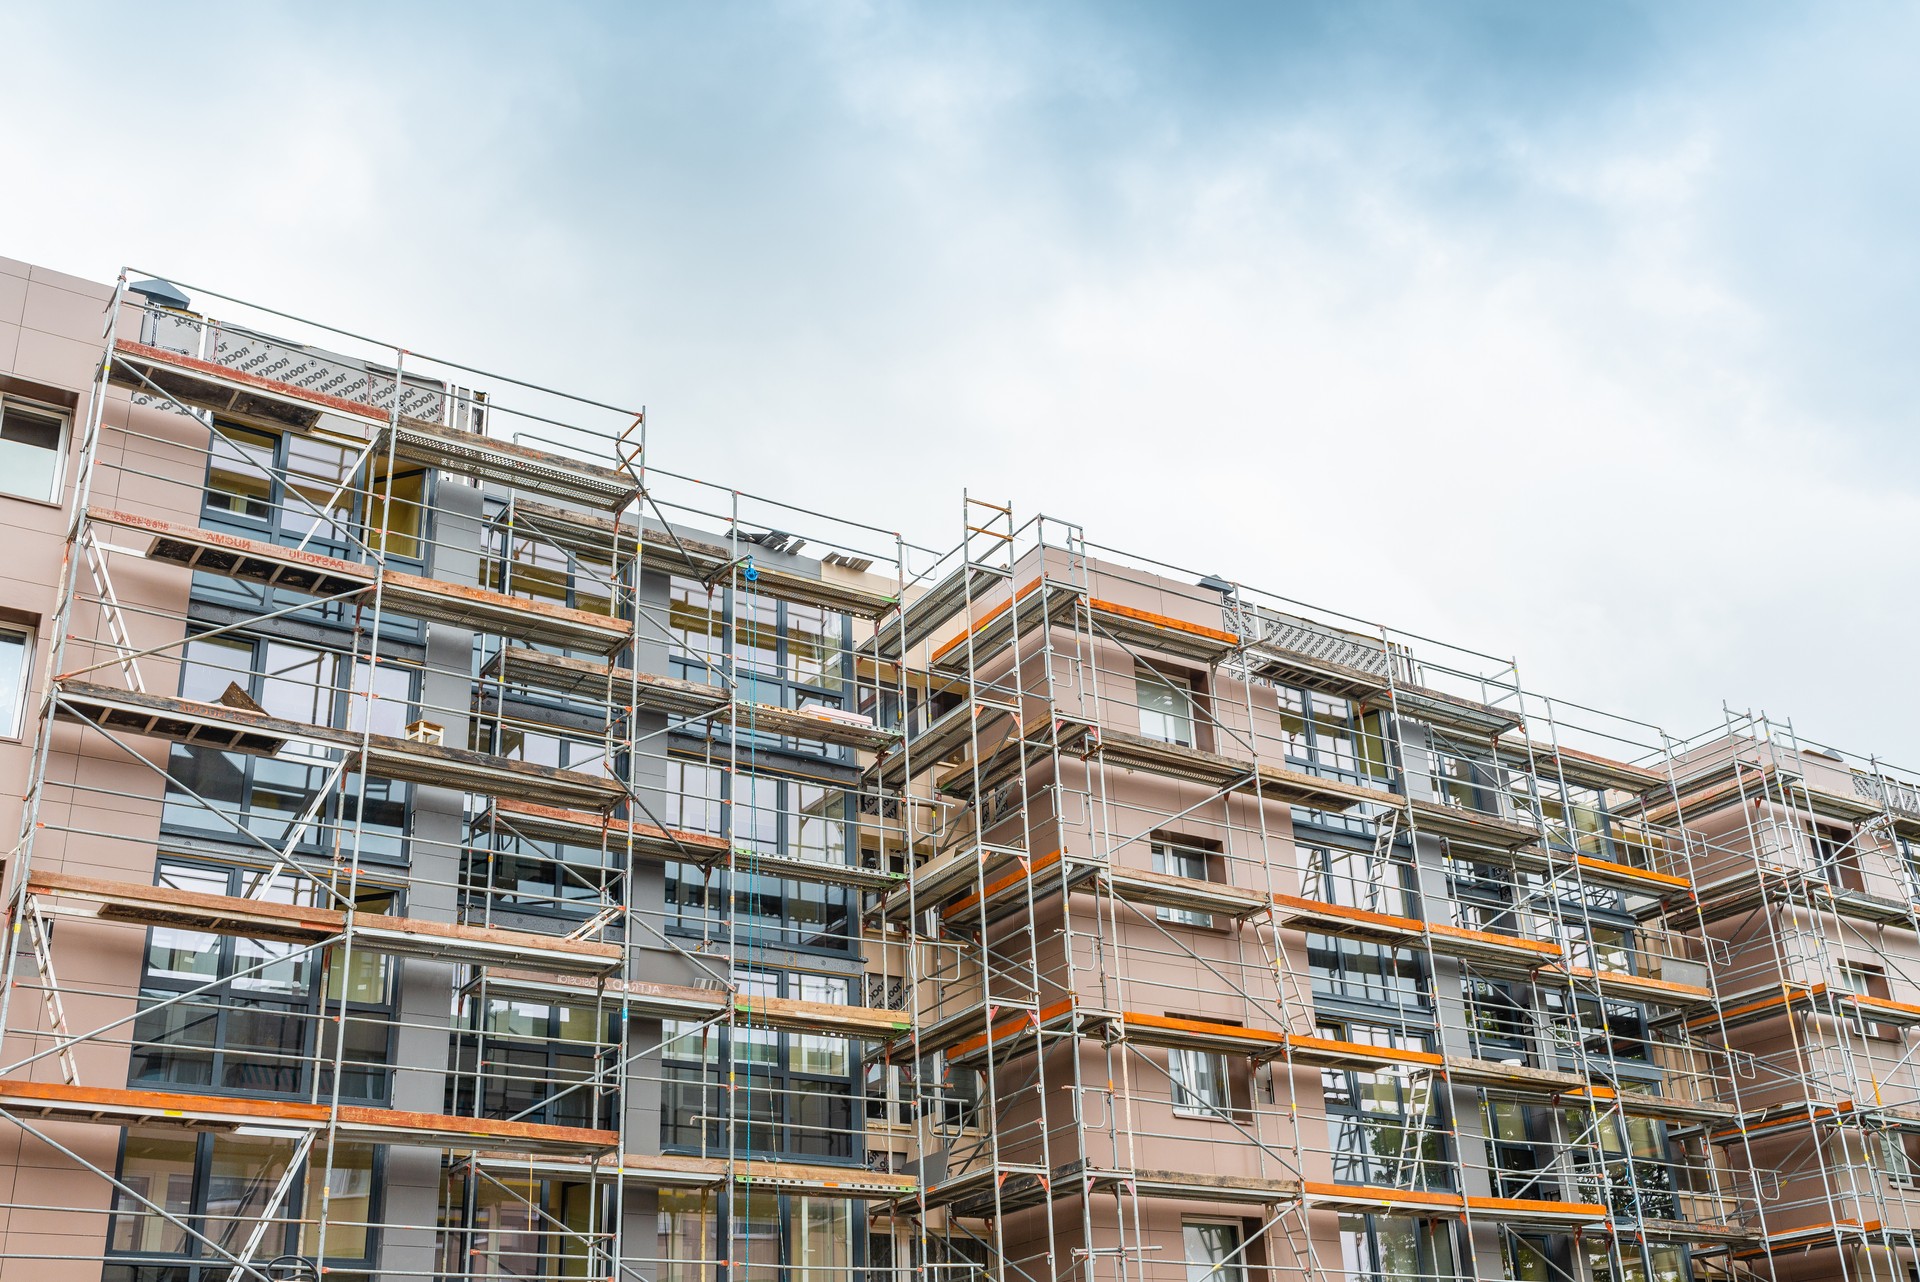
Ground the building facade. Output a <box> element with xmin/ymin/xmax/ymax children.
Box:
<box><xmin>0</xmin><ymin>254</ymin><xmax>1916</xmax><ymax>1282</ymax></box>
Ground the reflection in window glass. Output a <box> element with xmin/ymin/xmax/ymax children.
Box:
<box><xmin>110</xmin><ymin>1132</ymin><xmax>197</xmax><ymax>1255</ymax></box>
<box><xmin>1170</xmin><ymin>1047</ymin><xmax>1230</xmax><ymax>1116</ymax></box>
<box><xmin>281</xmin><ymin>435</ymin><xmax>354</xmax><ymax>540</ymax></box>
<box><xmin>658</xmin><ymin>1189</ymin><xmax>718</xmax><ymax>1282</ymax></box>
<box><xmin>301</xmin><ymin>1142</ymin><xmax>375</xmax><ymax>1259</ymax></box>
<box><xmin>1138</xmin><ymin>669</ymin><xmax>1195</xmax><ymax>746</ymax></box>
<box><xmin>0</xmin><ymin>401</ymin><xmax>65</xmax><ymax>503</ymax></box>
<box><xmin>0</xmin><ymin>627</ymin><xmax>28</xmax><ymax>738</ymax></box>
<box><xmin>205</xmin><ymin>424</ymin><xmax>276</xmax><ymax>522</ymax></box>
<box><xmin>367</xmin><ymin>462</ymin><xmax>427</xmax><ymax>559</ymax></box>
<box><xmin>1183</xmin><ymin>1222</ymin><xmax>1244</xmax><ymax>1282</ymax></box>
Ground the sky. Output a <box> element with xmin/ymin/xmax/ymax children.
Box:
<box><xmin>3</xmin><ymin>1</ymin><xmax>1915</xmax><ymax>765</ymax></box>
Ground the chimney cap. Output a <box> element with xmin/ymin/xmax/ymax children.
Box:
<box><xmin>130</xmin><ymin>278</ymin><xmax>192</xmax><ymax>311</ymax></box>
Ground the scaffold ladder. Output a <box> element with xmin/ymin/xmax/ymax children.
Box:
<box><xmin>23</xmin><ymin>897</ymin><xmax>79</xmax><ymax>1085</ymax></box>
<box><xmin>80</xmin><ymin>524</ymin><xmax>144</xmax><ymax>693</ymax></box>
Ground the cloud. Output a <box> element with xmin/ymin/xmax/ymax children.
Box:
<box><xmin>2</xmin><ymin>1</ymin><xmax>1913</xmax><ymax>763</ymax></box>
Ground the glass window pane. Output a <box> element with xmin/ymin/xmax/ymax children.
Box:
<box><xmin>658</xmin><ymin>1188</ymin><xmax>718</xmax><ymax>1282</ymax></box>
<box><xmin>572</xmin><ymin>556</ymin><xmax>615</xmax><ymax>617</ymax></box>
<box><xmin>1153</xmin><ymin>841</ymin><xmax>1214</xmax><ymax>928</ymax></box>
<box><xmin>1137</xmin><ymin>670</ymin><xmax>1194</xmax><ymax>746</ymax></box>
<box><xmin>0</xmin><ymin>404</ymin><xmax>64</xmax><ymax>502</ymax></box>
<box><xmin>368</xmin><ymin>464</ymin><xmax>427</xmax><ymax>559</ymax></box>
<box><xmin>205</xmin><ymin>1133</ymin><xmax>293</xmax><ymax>1251</ymax></box>
<box><xmin>281</xmin><ymin>435</ymin><xmax>355</xmax><ymax>540</ymax></box>
<box><xmin>261</xmin><ymin>642</ymin><xmax>331</xmax><ymax>724</ymax></box>
<box><xmin>669</xmin><ymin>579</ymin><xmax>724</xmax><ymax>669</ymax></box>
<box><xmin>787</xmin><ymin>605</ymin><xmax>843</xmax><ymax>692</ymax></box>
<box><xmin>206</xmin><ymin>423</ymin><xmax>276</xmax><ymax>522</ymax></box>
<box><xmin>1171</xmin><ymin>1048</ymin><xmax>1229</xmax><ymax>1114</ymax></box>
<box><xmin>302</xmin><ymin>1142</ymin><xmax>374</xmax><ymax>1259</ymax></box>
<box><xmin>0</xmin><ymin>627</ymin><xmax>27</xmax><ymax>738</ymax></box>
<box><xmin>794</xmin><ymin>1197</ymin><xmax>851</xmax><ymax>1282</ymax></box>
<box><xmin>130</xmin><ymin>994</ymin><xmax>218</xmax><ymax>1087</ymax></box>
<box><xmin>508</xmin><ymin>536</ymin><xmax>571</xmax><ymax>604</ymax></box>
<box><xmin>1183</xmin><ymin>1223</ymin><xmax>1244</xmax><ymax>1282</ymax></box>
<box><xmin>110</xmin><ymin>1132</ymin><xmax>198</xmax><ymax>1255</ymax></box>
<box><xmin>347</xmin><ymin>657</ymin><xmax>412</xmax><ymax>738</ymax></box>
<box><xmin>732</xmin><ymin>1190</ymin><xmax>781</xmax><ymax>1282</ymax></box>
<box><xmin>219</xmin><ymin>1000</ymin><xmax>307</xmax><ymax>1093</ymax></box>
<box><xmin>179</xmin><ymin>634</ymin><xmax>255</xmax><ymax>705</ymax></box>
<box><xmin>737</xmin><ymin>597</ymin><xmax>779</xmax><ymax>677</ymax></box>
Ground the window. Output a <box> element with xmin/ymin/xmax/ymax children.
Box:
<box><xmin>442</xmin><ymin>1173</ymin><xmax>597</xmax><ymax>1280</ymax></box>
<box><xmin>1485</xmin><ymin>1099</ymin><xmax>1551</xmax><ymax>1201</ymax></box>
<box><xmin>1319</xmin><ymin>1021</ymin><xmax>1448</xmax><ymax>1189</ymax></box>
<box><xmin>1539</xmin><ymin>987</ymin><xmax>1649</xmax><ymax>1063</ymax></box>
<box><xmin>463</xmin><ymin>720</ymin><xmax>628</xmax><ymax>916</ymax></box>
<box><xmin>1339</xmin><ymin>1215</ymin><xmax>1457</xmax><ymax>1282</ymax></box>
<box><xmin>108</xmin><ymin>1129</ymin><xmax>376</xmax><ymax>1272</ymax></box>
<box><xmin>1515</xmin><ymin>770</ymin><xmax>1621</xmax><ymax>862</ymax></box>
<box><xmin>0</xmin><ymin>396</ymin><xmax>66</xmax><ymax>503</ymax></box>
<box><xmin>1270</xmin><ymin>684</ymin><xmax>1390</xmax><ymax>783</ymax></box>
<box><xmin>1300</xmin><ymin>843</ymin><xmax>1429</xmax><ymax>1009</ymax></box>
<box><xmin>657</xmin><ymin>1190</ymin><xmax>853</xmax><ymax>1282</ymax></box>
<box><xmin>130</xmin><ymin>857</ymin><xmax>395</xmax><ymax>1102</ymax></box>
<box><xmin>660</xmin><ymin>574</ymin><xmax>852</xmax><ymax>759</ymax></box>
<box><xmin>1504</xmin><ymin>1236</ymin><xmax>1557</xmax><ymax>1282</ymax></box>
<box><xmin>1551</xmin><ymin>918</ymin><xmax>1635</xmax><ymax>977</ymax></box>
<box><xmin>1299</xmin><ymin>841</ymin><xmax>1414</xmax><ymax>914</ymax></box>
<box><xmin>1153</xmin><ymin>836</ymin><xmax>1216</xmax><ymax>928</ymax></box>
<box><xmin>485</xmin><ymin>520</ymin><xmax>614</xmax><ymax>617</ymax></box>
<box><xmin>162</xmin><ymin>633</ymin><xmax>413</xmax><ymax>862</ymax></box>
<box><xmin>1810</xmin><ymin>825</ymin><xmax>1860</xmax><ymax>889</ymax></box>
<box><xmin>1838</xmin><ymin>961</ymin><xmax>1899</xmax><ymax>1039</ymax></box>
<box><xmin>1137</xmin><ymin>667</ymin><xmax>1194</xmax><ymax>746</ymax></box>
<box><xmin>1169</xmin><ymin>1046</ymin><xmax>1231</xmax><ymax>1118</ymax></box>
<box><xmin>663</xmin><ymin>970</ymin><xmax>859</xmax><ymax>1160</ymax></box>
<box><xmin>1583</xmin><ymin>1237</ymin><xmax>1686</xmax><ymax>1282</ymax></box>
<box><xmin>0</xmin><ymin>624</ymin><xmax>29</xmax><ymax>738</ymax></box>
<box><xmin>449</xmin><ymin>998</ymin><xmax>613</xmax><ymax>1129</ymax></box>
<box><xmin>1435</xmin><ymin>750</ymin><xmax>1491</xmax><ymax>813</ymax></box>
<box><xmin>1564</xmin><ymin>1105</ymin><xmax>1670</xmax><ymax>1216</ymax></box>
<box><xmin>1182</xmin><ymin>1222</ymin><xmax>1245</xmax><ymax>1282</ymax></box>
<box><xmin>660</xmin><ymin>760</ymin><xmax>854</xmax><ymax>950</ymax></box>
<box><xmin>203</xmin><ymin>417</ymin><xmax>429</xmax><ymax>561</ymax></box>
<box><xmin>1878</xmin><ymin>1131</ymin><xmax>1920</xmax><ymax>1187</ymax></box>
<box><xmin>1900</xmin><ymin>837</ymin><xmax>1920</xmax><ymax>896</ymax></box>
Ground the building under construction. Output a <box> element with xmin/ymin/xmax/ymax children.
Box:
<box><xmin>0</xmin><ymin>254</ymin><xmax>1916</xmax><ymax>1282</ymax></box>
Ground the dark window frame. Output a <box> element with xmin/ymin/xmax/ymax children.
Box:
<box><xmin>661</xmin><ymin>969</ymin><xmax>862</xmax><ymax>1163</ymax></box>
<box><xmin>105</xmin><ymin>1126</ymin><xmax>384</xmax><ymax>1273</ymax></box>
<box><xmin>128</xmin><ymin>853</ymin><xmax>399</xmax><ymax>1105</ymax></box>
<box><xmin>160</xmin><ymin>630</ymin><xmax>415</xmax><ymax>866</ymax></box>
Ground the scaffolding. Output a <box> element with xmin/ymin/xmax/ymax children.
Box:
<box><xmin>871</xmin><ymin>522</ymin><xmax>1769</xmax><ymax>1282</ymax></box>
<box><xmin>2</xmin><ymin>271</ymin><xmax>924</xmax><ymax>1282</ymax></box>
<box><xmin>0</xmin><ymin>263</ymin><xmax>1914</xmax><ymax>1282</ymax></box>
